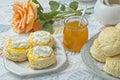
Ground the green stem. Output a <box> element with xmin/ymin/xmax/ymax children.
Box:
<box><xmin>53</xmin><ymin>10</ymin><xmax>75</xmax><ymax>19</ymax></box>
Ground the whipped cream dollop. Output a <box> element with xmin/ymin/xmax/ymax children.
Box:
<box><xmin>11</xmin><ymin>37</ymin><xmax>29</xmax><ymax>48</ymax></box>
<box><xmin>33</xmin><ymin>31</ymin><xmax>51</xmax><ymax>44</ymax></box>
<box><xmin>33</xmin><ymin>46</ymin><xmax>52</xmax><ymax>57</ymax></box>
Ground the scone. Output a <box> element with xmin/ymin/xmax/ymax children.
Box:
<box><xmin>4</xmin><ymin>37</ymin><xmax>30</xmax><ymax>62</ymax></box>
<box><xmin>27</xmin><ymin>46</ymin><xmax>56</xmax><ymax>69</ymax></box>
<box><xmin>115</xmin><ymin>23</ymin><xmax>120</xmax><ymax>30</ymax></box>
<box><xmin>97</xmin><ymin>27</ymin><xmax>120</xmax><ymax>56</ymax></box>
<box><xmin>90</xmin><ymin>39</ymin><xmax>107</xmax><ymax>63</ymax></box>
<box><xmin>104</xmin><ymin>55</ymin><xmax>120</xmax><ymax>78</ymax></box>
<box><xmin>29</xmin><ymin>31</ymin><xmax>54</xmax><ymax>47</ymax></box>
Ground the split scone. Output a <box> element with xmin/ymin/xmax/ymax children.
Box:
<box><xmin>29</xmin><ymin>31</ymin><xmax>54</xmax><ymax>47</ymax></box>
<box><xmin>4</xmin><ymin>37</ymin><xmax>30</xmax><ymax>62</ymax></box>
<box><xmin>104</xmin><ymin>55</ymin><xmax>120</xmax><ymax>78</ymax></box>
<box><xmin>27</xmin><ymin>46</ymin><xmax>56</xmax><ymax>69</ymax></box>
<box><xmin>90</xmin><ymin>39</ymin><xmax>107</xmax><ymax>63</ymax></box>
<box><xmin>97</xmin><ymin>27</ymin><xmax>120</xmax><ymax>56</ymax></box>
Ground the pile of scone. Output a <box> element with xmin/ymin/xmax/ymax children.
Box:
<box><xmin>90</xmin><ymin>23</ymin><xmax>120</xmax><ymax>78</ymax></box>
<box><xmin>3</xmin><ymin>31</ymin><xmax>56</xmax><ymax>69</ymax></box>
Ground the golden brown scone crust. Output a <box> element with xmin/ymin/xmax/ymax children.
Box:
<box><xmin>97</xmin><ymin>27</ymin><xmax>120</xmax><ymax>56</ymax></box>
<box><xmin>90</xmin><ymin>39</ymin><xmax>107</xmax><ymax>63</ymax></box>
<box><xmin>104</xmin><ymin>54</ymin><xmax>120</xmax><ymax>78</ymax></box>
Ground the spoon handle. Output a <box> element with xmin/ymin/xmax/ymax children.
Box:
<box><xmin>104</xmin><ymin>0</ymin><xmax>110</xmax><ymax>6</ymax></box>
<box><xmin>78</xmin><ymin>6</ymin><xmax>87</xmax><ymax>26</ymax></box>
<box><xmin>81</xmin><ymin>8</ymin><xmax>87</xmax><ymax>20</ymax></box>
<box><xmin>101</xmin><ymin>0</ymin><xmax>110</xmax><ymax>6</ymax></box>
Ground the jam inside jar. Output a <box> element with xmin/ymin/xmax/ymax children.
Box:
<box><xmin>63</xmin><ymin>16</ymin><xmax>88</xmax><ymax>52</ymax></box>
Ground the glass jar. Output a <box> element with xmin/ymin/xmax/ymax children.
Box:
<box><xmin>63</xmin><ymin>16</ymin><xmax>88</xmax><ymax>52</ymax></box>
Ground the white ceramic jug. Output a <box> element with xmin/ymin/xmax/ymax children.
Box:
<box><xmin>94</xmin><ymin>0</ymin><xmax>120</xmax><ymax>25</ymax></box>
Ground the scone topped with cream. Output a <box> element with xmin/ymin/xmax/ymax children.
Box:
<box><xmin>29</xmin><ymin>31</ymin><xmax>54</xmax><ymax>47</ymax></box>
<box><xmin>11</xmin><ymin>37</ymin><xmax>29</xmax><ymax>48</ymax></box>
<box><xmin>27</xmin><ymin>46</ymin><xmax>56</xmax><ymax>69</ymax></box>
<box><xmin>4</xmin><ymin>37</ymin><xmax>30</xmax><ymax>62</ymax></box>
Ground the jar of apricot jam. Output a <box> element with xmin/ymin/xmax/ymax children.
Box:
<box><xmin>63</xmin><ymin>16</ymin><xmax>88</xmax><ymax>52</ymax></box>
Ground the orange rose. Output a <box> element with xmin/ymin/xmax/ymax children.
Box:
<box><xmin>12</xmin><ymin>0</ymin><xmax>42</xmax><ymax>33</ymax></box>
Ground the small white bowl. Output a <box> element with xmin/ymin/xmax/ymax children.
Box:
<box><xmin>94</xmin><ymin>0</ymin><xmax>120</xmax><ymax>25</ymax></box>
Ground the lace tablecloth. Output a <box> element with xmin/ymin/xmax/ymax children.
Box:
<box><xmin>0</xmin><ymin>0</ymin><xmax>106</xmax><ymax>80</ymax></box>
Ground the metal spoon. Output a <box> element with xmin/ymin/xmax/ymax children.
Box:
<box><xmin>78</xmin><ymin>6</ymin><xmax>87</xmax><ymax>26</ymax></box>
<box><xmin>104</xmin><ymin>0</ymin><xmax>110</xmax><ymax>6</ymax></box>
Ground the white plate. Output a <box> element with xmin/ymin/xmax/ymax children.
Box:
<box><xmin>81</xmin><ymin>33</ymin><xmax>120</xmax><ymax>80</ymax></box>
<box><xmin>4</xmin><ymin>37</ymin><xmax>67</xmax><ymax>76</ymax></box>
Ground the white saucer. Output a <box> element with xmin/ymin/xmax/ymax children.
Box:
<box><xmin>4</xmin><ymin>37</ymin><xmax>67</xmax><ymax>76</ymax></box>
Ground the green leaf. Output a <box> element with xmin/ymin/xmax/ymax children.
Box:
<box><xmin>69</xmin><ymin>1</ymin><xmax>78</xmax><ymax>10</ymax></box>
<box><xmin>32</xmin><ymin>0</ymin><xmax>45</xmax><ymax>20</ymax></box>
<box><xmin>60</xmin><ymin>4</ymin><xmax>65</xmax><ymax>11</ymax></box>
<box><xmin>48</xmin><ymin>20</ymin><xmax>54</xmax><ymax>24</ymax></box>
<box><xmin>42</xmin><ymin>23</ymin><xmax>54</xmax><ymax>34</ymax></box>
<box><xmin>75</xmin><ymin>10</ymin><xmax>82</xmax><ymax>16</ymax></box>
<box><xmin>49</xmin><ymin>1</ymin><xmax>59</xmax><ymax>11</ymax></box>
<box><xmin>43</xmin><ymin>11</ymin><xmax>59</xmax><ymax>19</ymax></box>
<box><xmin>32</xmin><ymin>0</ymin><xmax>43</xmax><ymax>11</ymax></box>
<box><xmin>39</xmin><ymin>14</ymin><xmax>46</xmax><ymax>20</ymax></box>
<box><xmin>37</xmin><ymin>20</ymin><xmax>46</xmax><ymax>24</ymax></box>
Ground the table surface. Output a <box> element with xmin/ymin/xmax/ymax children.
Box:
<box><xmin>0</xmin><ymin>0</ymin><xmax>106</xmax><ymax>80</ymax></box>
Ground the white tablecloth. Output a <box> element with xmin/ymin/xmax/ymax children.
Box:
<box><xmin>0</xmin><ymin>0</ymin><xmax>106</xmax><ymax>80</ymax></box>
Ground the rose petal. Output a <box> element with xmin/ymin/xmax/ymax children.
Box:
<box><xmin>30</xmin><ymin>2</ymin><xmax>37</xmax><ymax>19</ymax></box>
<box><xmin>25</xmin><ymin>21</ymin><xmax>34</xmax><ymax>33</ymax></box>
<box><xmin>13</xmin><ymin>2</ymin><xmax>25</xmax><ymax>17</ymax></box>
<box><xmin>26</xmin><ymin>4</ymin><xmax>34</xmax><ymax>24</ymax></box>
<box><xmin>21</xmin><ymin>14</ymin><xmax>27</xmax><ymax>29</ymax></box>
